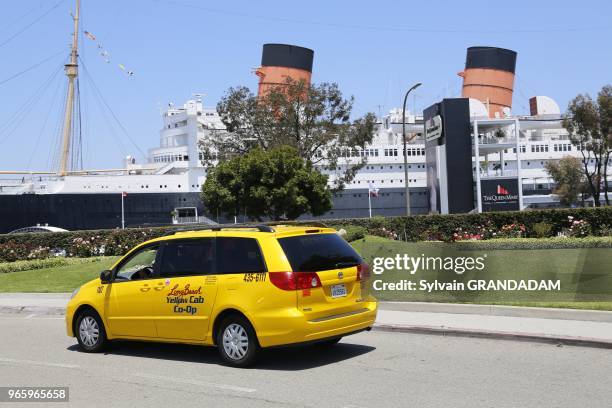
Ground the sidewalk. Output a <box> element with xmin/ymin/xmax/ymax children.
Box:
<box><xmin>2</xmin><ymin>294</ymin><xmax>612</xmax><ymax>348</ymax></box>
<box><xmin>376</xmin><ymin>303</ymin><xmax>612</xmax><ymax>348</ymax></box>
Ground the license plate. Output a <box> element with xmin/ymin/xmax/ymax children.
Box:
<box><xmin>331</xmin><ymin>284</ymin><xmax>347</xmax><ymax>298</ymax></box>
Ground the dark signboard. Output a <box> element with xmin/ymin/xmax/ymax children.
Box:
<box><xmin>481</xmin><ymin>178</ymin><xmax>520</xmax><ymax>212</ymax></box>
<box><xmin>424</xmin><ymin>98</ymin><xmax>474</xmax><ymax>214</ymax></box>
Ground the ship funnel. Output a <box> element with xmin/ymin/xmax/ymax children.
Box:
<box><xmin>458</xmin><ymin>46</ymin><xmax>517</xmax><ymax>118</ymax></box>
<box><xmin>255</xmin><ymin>44</ymin><xmax>314</xmax><ymax>98</ymax></box>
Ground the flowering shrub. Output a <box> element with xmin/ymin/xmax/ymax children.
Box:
<box><xmin>451</xmin><ymin>222</ymin><xmax>496</xmax><ymax>241</ymax></box>
<box><xmin>100</xmin><ymin>230</ymin><xmax>150</xmax><ymax>256</ymax></box>
<box><xmin>27</xmin><ymin>246</ymin><xmax>51</xmax><ymax>260</ymax></box>
<box><xmin>370</xmin><ymin>227</ymin><xmax>399</xmax><ymax>240</ymax></box>
<box><xmin>563</xmin><ymin>216</ymin><xmax>592</xmax><ymax>238</ymax></box>
<box><xmin>0</xmin><ymin>242</ymin><xmax>32</xmax><ymax>262</ymax></box>
<box><xmin>70</xmin><ymin>236</ymin><xmax>104</xmax><ymax>258</ymax></box>
<box><xmin>499</xmin><ymin>223</ymin><xmax>526</xmax><ymax>238</ymax></box>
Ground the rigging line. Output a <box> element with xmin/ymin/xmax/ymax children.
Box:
<box><xmin>80</xmin><ymin>65</ymin><xmax>129</xmax><ymax>157</ymax></box>
<box><xmin>154</xmin><ymin>0</ymin><xmax>612</xmax><ymax>34</ymax></box>
<box><xmin>0</xmin><ymin>61</ymin><xmax>64</xmax><ymax>134</ymax></box>
<box><xmin>80</xmin><ymin>61</ymin><xmax>129</xmax><ymax>157</ymax></box>
<box><xmin>80</xmin><ymin>57</ymin><xmax>146</xmax><ymax>158</ymax></box>
<box><xmin>0</xmin><ymin>0</ymin><xmax>65</xmax><ymax>50</ymax></box>
<box><xmin>1</xmin><ymin>0</ymin><xmax>46</xmax><ymax>32</ymax></box>
<box><xmin>0</xmin><ymin>63</ymin><xmax>64</xmax><ymax>142</ymax></box>
<box><xmin>47</xmin><ymin>82</ymin><xmax>68</xmax><ymax>172</ymax></box>
<box><xmin>26</xmin><ymin>64</ymin><xmax>65</xmax><ymax>170</ymax></box>
<box><xmin>75</xmin><ymin>76</ymin><xmax>84</xmax><ymax>170</ymax></box>
<box><xmin>0</xmin><ymin>49</ymin><xmax>65</xmax><ymax>87</ymax></box>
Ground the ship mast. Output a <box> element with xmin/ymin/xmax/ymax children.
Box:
<box><xmin>58</xmin><ymin>0</ymin><xmax>80</xmax><ymax>176</ymax></box>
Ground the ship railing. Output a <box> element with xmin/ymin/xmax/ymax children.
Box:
<box><xmin>173</xmin><ymin>215</ymin><xmax>217</xmax><ymax>225</ymax></box>
<box><xmin>475</xmin><ymin>170</ymin><xmax>519</xmax><ymax>179</ymax></box>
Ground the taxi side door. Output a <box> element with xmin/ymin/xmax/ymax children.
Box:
<box><xmin>105</xmin><ymin>243</ymin><xmax>161</xmax><ymax>338</ymax></box>
<box><xmin>149</xmin><ymin>238</ymin><xmax>219</xmax><ymax>341</ymax></box>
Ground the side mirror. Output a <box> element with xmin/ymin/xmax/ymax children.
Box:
<box><xmin>100</xmin><ymin>270</ymin><xmax>112</xmax><ymax>284</ymax></box>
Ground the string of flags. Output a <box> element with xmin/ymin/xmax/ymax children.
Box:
<box><xmin>83</xmin><ymin>30</ymin><xmax>135</xmax><ymax>76</ymax></box>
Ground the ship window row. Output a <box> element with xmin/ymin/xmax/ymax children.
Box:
<box><xmin>337</xmin><ymin>148</ymin><xmax>379</xmax><ymax>158</ymax></box>
<box><xmin>199</xmin><ymin>152</ymin><xmax>218</xmax><ymax>161</ymax></box>
<box><xmin>553</xmin><ymin>143</ymin><xmax>572</xmax><ymax>152</ymax></box>
<box><xmin>405</xmin><ymin>147</ymin><xmax>425</xmax><ymax>156</ymax></box>
<box><xmin>154</xmin><ymin>154</ymin><xmax>189</xmax><ymax>163</ymax></box>
<box><xmin>316</xmin><ymin>147</ymin><xmax>425</xmax><ymax>159</ymax></box>
<box><xmin>384</xmin><ymin>148</ymin><xmax>398</xmax><ymax>157</ymax></box>
<box><xmin>333</xmin><ymin>191</ymin><xmax>427</xmax><ymax>198</ymax></box>
<box><xmin>350</xmin><ymin>179</ymin><xmax>420</xmax><ymax>184</ymax></box>
<box><xmin>531</xmin><ymin>144</ymin><xmax>549</xmax><ymax>153</ymax></box>
<box><xmin>512</xmin><ymin>145</ymin><xmax>527</xmax><ymax>153</ymax></box>
<box><xmin>364</xmin><ymin>164</ymin><xmax>424</xmax><ymax>170</ymax></box>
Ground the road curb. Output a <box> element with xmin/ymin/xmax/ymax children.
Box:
<box><xmin>379</xmin><ymin>301</ymin><xmax>612</xmax><ymax>323</ymax></box>
<box><xmin>2</xmin><ymin>300</ymin><xmax>612</xmax><ymax>350</ymax></box>
<box><xmin>373</xmin><ymin>323</ymin><xmax>612</xmax><ymax>350</ymax></box>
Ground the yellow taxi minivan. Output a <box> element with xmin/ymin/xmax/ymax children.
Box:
<box><xmin>66</xmin><ymin>224</ymin><xmax>377</xmax><ymax>366</ymax></box>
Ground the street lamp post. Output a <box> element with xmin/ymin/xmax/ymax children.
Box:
<box><xmin>402</xmin><ymin>82</ymin><xmax>422</xmax><ymax>216</ymax></box>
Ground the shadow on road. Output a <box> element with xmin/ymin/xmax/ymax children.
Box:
<box><xmin>66</xmin><ymin>340</ymin><xmax>375</xmax><ymax>370</ymax></box>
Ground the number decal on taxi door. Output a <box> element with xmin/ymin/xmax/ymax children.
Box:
<box><xmin>243</xmin><ymin>272</ymin><xmax>266</xmax><ymax>283</ymax></box>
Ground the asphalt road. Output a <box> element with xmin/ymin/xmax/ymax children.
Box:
<box><xmin>0</xmin><ymin>314</ymin><xmax>611</xmax><ymax>408</ymax></box>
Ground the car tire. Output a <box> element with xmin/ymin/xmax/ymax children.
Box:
<box><xmin>75</xmin><ymin>309</ymin><xmax>108</xmax><ymax>353</ymax></box>
<box><xmin>216</xmin><ymin>315</ymin><xmax>260</xmax><ymax>367</ymax></box>
<box><xmin>317</xmin><ymin>337</ymin><xmax>342</xmax><ymax>347</ymax></box>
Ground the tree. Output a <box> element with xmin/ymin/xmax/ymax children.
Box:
<box><xmin>544</xmin><ymin>156</ymin><xmax>586</xmax><ymax>206</ymax></box>
<box><xmin>201</xmin><ymin>146</ymin><xmax>332</xmax><ymax>221</ymax></box>
<box><xmin>201</xmin><ymin>78</ymin><xmax>376</xmax><ymax>190</ymax></box>
<box><xmin>563</xmin><ymin>85</ymin><xmax>611</xmax><ymax>206</ymax></box>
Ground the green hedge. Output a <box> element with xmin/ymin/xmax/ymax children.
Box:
<box><xmin>0</xmin><ymin>207</ymin><xmax>610</xmax><ymax>262</ymax></box>
<box><xmin>0</xmin><ymin>257</ymin><xmax>107</xmax><ymax>274</ymax></box>
<box><xmin>326</xmin><ymin>207</ymin><xmax>612</xmax><ymax>242</ymax></box>
<box><xmin>454</xmin><ymin>236</ymin><xmax>612</xmax><ymax>251</ymax></box>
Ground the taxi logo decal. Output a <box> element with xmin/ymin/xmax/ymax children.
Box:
<box><xmin>166</xmin><ymin>284</ymin><xmax>204</xmax><ymax>315</ymax></box>
<box><xmin>167</xmin><ymin>283</ymin><xmax>201</xmax><ymax>297</ymax></box>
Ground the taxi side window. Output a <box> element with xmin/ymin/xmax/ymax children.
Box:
<box><xmin>159</xmin><ymin>239</ymin><xmax>214</xmax><ymax>278</ymax></box>
<box><xmin>115</xmin><ymin>245</ymin><xmax>159</xmax><ymax>281</ymax></box>
<box><xmin>216</xmin><ymin>237</ymin><xmax>266</xmax><ymax>274</ymax></box>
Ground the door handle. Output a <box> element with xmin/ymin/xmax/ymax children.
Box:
<box><xmin>140</xmin><ymin>284</ymin><xmax>151</xmax><ymax>292</ymax></box>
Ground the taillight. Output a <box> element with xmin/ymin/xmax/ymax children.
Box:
<box><xmin>269</xmin><ymin>272</ymin><xmax>322</xmax><ymax>291</ymax></box>
<box><xmin>356</xmin><ymin>263</ymin><xmax>370</xmax><ymax>281</ymax></box>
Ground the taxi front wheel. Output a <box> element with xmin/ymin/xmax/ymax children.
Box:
<box><xmin>75</xmin><ymin>309</ymin><xmax>108</xmax><ymax>352</ymax></box>
<box><xmin>216</xmin><ymin>315</ymin><xmax>260</xmax><ymax>367</ymax></box>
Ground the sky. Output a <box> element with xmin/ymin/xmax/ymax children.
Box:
<box><xmin>0</xmin><ymin>0</ymin><xmax>610</xmax><ymax>171</ymax></box>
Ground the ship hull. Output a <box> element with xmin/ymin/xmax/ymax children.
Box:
<box><xmin>0</xmin><ymin>188</ymin><xmax>430</xmax><ymax>233</ymax></box>
<box><xmin>0</xmin><ymin>192</ymin><xmax>204</xmax><ymax>233</ymax></box>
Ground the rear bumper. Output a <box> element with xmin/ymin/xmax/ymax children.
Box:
<box><xmin>255</xmin><ymin>300</ymin><xmax>377</xmax><ymax>348</ymax></box>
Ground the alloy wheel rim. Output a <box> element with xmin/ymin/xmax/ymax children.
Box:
<box><xmin>222</xmin><ymin>323</ymin><xmax>249</xmax><ymax>360</ymax></box>
<box><xmin>79</xmin><ymin>316</ymin><xmax>100</xmax><ymax>347</ymax></box>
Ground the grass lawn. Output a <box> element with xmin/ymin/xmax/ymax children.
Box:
<box><xmin>0</xmin><ymin>235</ymin><xmax>611</xmax><ymax>312</ymax></box>
<box><xmin>352</xmin><ymin>235</ymin><xmax>612</xmax><ymax>310</ymax></box>
<box><xmin>0</xmin><ymin>257</ymin><xmax>119</xmax><ymax>293</ymax></box>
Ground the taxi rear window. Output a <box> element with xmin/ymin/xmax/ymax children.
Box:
<box><xmin>278</xmin><ymin>233</ymin><xmax>362</xmax><ymax>272</ymax></box>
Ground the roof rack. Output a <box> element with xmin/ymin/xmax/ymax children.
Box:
<box><xmin>264</xmin><ymin>221</ymin><xmax>330</xmax><ymax>228</ymax></box>
<box><xmin>164</xmin><ymin>224</ymin><xmax>274</xmax><ymax>236</ymax></box>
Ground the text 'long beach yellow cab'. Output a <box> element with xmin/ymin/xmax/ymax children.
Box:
<box><xmin>66</xmin><ymin>224</ymin><xmax>377</xmax><ymax>367</ymax></box>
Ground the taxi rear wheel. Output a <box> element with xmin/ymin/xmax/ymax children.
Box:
<box><xmin>75</xmin><ymin>309</ymin><xmax>107</xmax><ymax>352</ymax></box>
<box><xmin>216</xmin><ymin>315</ymin><xmax>260</xmax><ymax>367</ymax></box>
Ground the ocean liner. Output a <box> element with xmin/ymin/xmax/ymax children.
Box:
<box><xmin>0</xmin><ymin>1</ymin><xmax>599</xmax><ymax>233</ymax></box>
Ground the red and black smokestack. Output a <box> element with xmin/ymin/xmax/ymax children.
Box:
<box><xmin>458</xmin><ymin>46</ymin><xmax>517</xmax><ymax>118</ymax></box>
<box><xmin>255</xmin><ymin>44</ymin><xmax>314</xmax><ymax>98</ymax></box>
